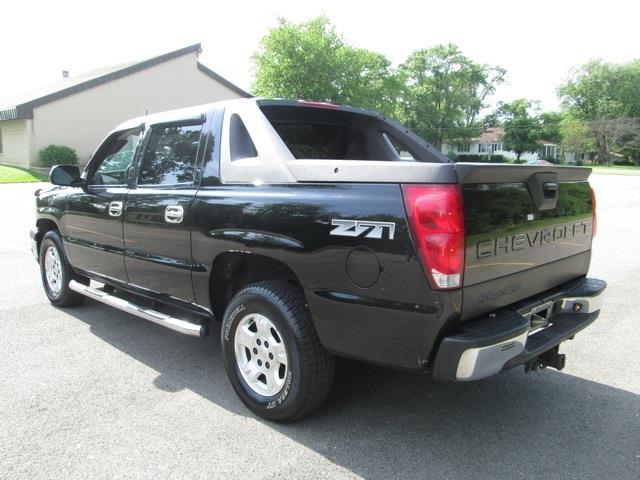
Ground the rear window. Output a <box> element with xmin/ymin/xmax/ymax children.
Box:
<box><xmin>260</xmin><ymin>104</ymin><xmax>440</xmax><ymax>162</ymax></box>
<box><xmin>271</xmin><ymin>123</ymin><xmax>366</xmax><ymax>159</ymax></box>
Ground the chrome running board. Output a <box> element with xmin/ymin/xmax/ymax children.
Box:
<box><xmin>69</xmin><ymin>280</ymin><xmax>207</xmax><ymax>337</ymax></box>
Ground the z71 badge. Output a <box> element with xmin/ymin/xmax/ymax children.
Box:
<box><xmin>330</xmin><ymin>219</ymin><xmax>396</xmax><ymax>240</ymax></box>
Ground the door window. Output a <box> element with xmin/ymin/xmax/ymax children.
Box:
<box><xmin>89</xmin><ymin>128</ymin><xmax>141</xmax><ymax>185</ymax></box>
<box><xmin>138</xmin><ymin>124</ymin><xmax>203</xmax><ymax>185</ymax></box>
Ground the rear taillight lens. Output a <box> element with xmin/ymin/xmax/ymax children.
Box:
<box><xmin>590</xmin><ymin>186</ymin><xmax>597</xmax><ymax>238</ymax></box>
<box><xmin>401</xmin><ymin>184</ymin><xmax>465</xmax><ymax>290</ymax></box>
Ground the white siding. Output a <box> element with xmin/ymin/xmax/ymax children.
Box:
<box><xmin>0</xmin><ymin>119</ymin><xmax>31</xmax><ymax>167</ymax></box>
<box><xmin>442</xmin><ymin>142</ymin><xmax>540</xmax><ymax>161</ymax></box>
<box><xmin>30</xmin><ymin>52</ymin><xmax>244</xmax><ymax>164</ymax></box>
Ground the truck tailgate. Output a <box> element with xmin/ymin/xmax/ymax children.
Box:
<box><xmin>455</xmin><ymin>163</ymin><xmax>595</xmax><ymax>319</ymax></box>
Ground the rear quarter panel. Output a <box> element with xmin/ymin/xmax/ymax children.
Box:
<box><xmin>191</xmin><ymin>183</ymin><xmax>461</xmax><ymax>369</ymax></box>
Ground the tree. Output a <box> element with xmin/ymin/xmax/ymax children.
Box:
<box><xmin>501</xmin><ymin>99</ymin><xmax>543</xmax><ymax>162</ymax></box>
<box><xmin>558</xmin><ymin>59</ymin><xmax>640</xmax><ymax>163</ymax></box>
<box><xmin>398</xmin><ymin>43</ymin><xmax>505</xmax><ymax>150</ymax></box>
<box><xmin>558</xmin><ymin>59</ymin><xmax>640</xmax><ymax>120</ymax></box>
<box><xmin>559</xmin><ymin>115</ymin><xmax>595</xmax><ymax>161</ymax></box>
<box><xmin>540</xmin><ymin>111</ymin><xmax>563</xmax><ymax>144</ymax></box>
<box><xmin>589</xmin><ymin>118</ymin><xmax>640</xmax><ymax>164</ymax></box>
<box><xmin>252</xmin><ymin>16</ymin><xmax>401</xmax><ymax>117</ymax></box>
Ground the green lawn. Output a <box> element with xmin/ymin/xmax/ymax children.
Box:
<box><xmin>0</xmin><ymin>165</ymin><xmax>48</xmax><ymax>183</ymax></box>
<box><xmin>589</xmin><ymin>164</ymin><xmax>640</xmax><ymax>176</ymax></box>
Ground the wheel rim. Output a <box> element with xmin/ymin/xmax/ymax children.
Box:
<box><xmin>44</xmin><ymin>245</ymin><xmax>63</xmax><ymax>296</ymax></box>
<box><xmin>234</xmin><ymin>313</ymin><xmax>288</xmax><ymax>397</ymax></box>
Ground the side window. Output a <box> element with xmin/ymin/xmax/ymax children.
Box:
<box><xmin>138</xmin><ymin>123</ymin><xmax>203</xmax><ymax>185</ymax></box>
<box><xmin>382</xmin><ymin>132</ymin><xmax>416</xmax><ymax>161</ymax></box>
<box><xmin>90</xmin><ymin>128</ymin><xmax>141</xmax><ymax>185</ymax></box>
<box><xmin>229</xmin><ymin>114</ymin><xmax>257</xmax><ymax>161</ymax></box>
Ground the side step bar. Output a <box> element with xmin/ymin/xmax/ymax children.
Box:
<box><xmin>69</xmin><ymin>280</ymin><xmax>207</xmax><ymax>337</ymax></box>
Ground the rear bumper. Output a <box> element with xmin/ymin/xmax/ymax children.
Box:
<box><xmin>433</xmin><ymin>277</ymin><xmax>606</xmax><ymax>382</ymax></box>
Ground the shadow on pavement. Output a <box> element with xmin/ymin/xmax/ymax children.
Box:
<box><xmin>66</xmin><ymin>302</ymin><xmax>639</xmax><ymax>480</ymax></box>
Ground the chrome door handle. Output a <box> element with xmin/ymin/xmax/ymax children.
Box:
<box><xmin>164</xmin><ymin>205</ymin><xmax>184</xmax><ymax>224</ymax></box>
<box><xmin>108</xmin><ymin>201</ymin><xmax>123</xmax><ymax>217</ymax></box>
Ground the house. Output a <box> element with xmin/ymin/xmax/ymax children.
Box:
<box><xmin>0</xmin><ymin>44</ymin><xmax>250</xmax><ymax>167</ymax></box>
<box><xmin>442</xmin><ymin>127</ymin><xmax>572</xmax><ymax>163</ymax></box>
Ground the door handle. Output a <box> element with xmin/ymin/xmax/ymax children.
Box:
<box><xmin>165</xmin><ymin>205</ymin><xmax>184</xmax><ymax>224</ymax></box>
<box><xmin>108</xmin><ymin>201</ymin><xmax>123</xmax><ymax>217</ymax></box>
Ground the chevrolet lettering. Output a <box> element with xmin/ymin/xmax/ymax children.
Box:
<box><xmin>476</xmin><ymin>220</ymin><xmax>591</xmax><ymax>258</ymax></box>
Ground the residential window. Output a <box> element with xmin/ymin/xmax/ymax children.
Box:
<box><xmin>456</xmin><ymin>143</ymin><xmax>470</xmax><ymax>153</ymax></box>
<box><xmin>138</xmin><ymin>123</ymin><xmax>203</xmax><ymax>185</ymax></box>
<box><xmin>492</xmin><ymin>143</ymin><xmax>502</xmax><ymax>152</ymax></box>
<box><xmin>478</xmin><ymin>144</ymin><xmax>488</xmax><ymax>153</ymax></box>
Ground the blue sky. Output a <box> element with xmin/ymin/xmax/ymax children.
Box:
<box><xmin>2</xmin><ymin>0</ymin><xmax>638</xmax><ymax>111</ymax></box>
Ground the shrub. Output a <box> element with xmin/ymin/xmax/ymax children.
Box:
<box><xmin>613</xmin><ymin>159</ymin><xmax>634</xmax><ymax>166</ymax></box>
<box><xmin>484</xmin><ymin>154</ymin><xmax>509</xmax><ymax>163</ymax></box>
<box><xmin>39</xmin><ymin>145</ymin><xmax>78</xmax><ymax>167</ymax></box>
<box><xmin>454</xmin><ymin>154</ymin><xmax>510</xmax><ymax>163</ymax></box>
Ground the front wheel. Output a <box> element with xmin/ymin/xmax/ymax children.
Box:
<box><xmin>221</xmin><ymin>281</ymin><xmax>334</xmax><ymax>422</ymax></box>
<box><xmin>39</xmin><ymin>230</ymin><xmax>86</xmax><ymax>307</ymax></box>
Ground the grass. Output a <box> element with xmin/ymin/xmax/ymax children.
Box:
<box><xmin>0</xmin><ymin>165</ymin><xmax>48</xmax><ymax>183</ymax></box>
<box><xmin>589</xmin><ymin>164</ymin><xmax>640</xmax><ymax>176</ymax></box>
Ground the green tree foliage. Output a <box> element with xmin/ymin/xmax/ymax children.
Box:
<box><xmin>540</xmin><ymin>111</ymin><xmax>563</xmax><ymax>144</ymax></box>
<box><xmin>252</xmin><ymin>16</ymin><xmax>401</xmax><ymax>117</ymax></box>
<box><xmin>558</xmin><ymin>59</ymin><xmax>640</xmax><ymax>163</ymax></box>
<box><xmin>252</xmin><ymin>19</ymin><xmax>504</xmax><ymax>144</ymax></box>
<box><xmin>559</xmin><ymin>115</ymin><xmax>595</xmax><ymax>158</ymax></box>
<box><xmin>558</xmin><ymin>59</ymin><xmax>640</xmax><ymax>120</ymax></box>
<box><xmin>398</xmin><ymin>44</ymin><xmax>506</xmax><ymax>149</ymax></box>
<box><xmin>501</xmin><ymin>99</ymin><xmax>543</xmax><ymax>162</ymax></box>
<box><xmin>39</xmin><ymin>145</ymin><xmax>78</xmax><ymax>166</ymax></box>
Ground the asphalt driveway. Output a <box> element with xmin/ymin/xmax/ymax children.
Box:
<box><xmin>0</xmin><ymin>174</ymin><xmax>638</xmax><ymax>479</ymax></box>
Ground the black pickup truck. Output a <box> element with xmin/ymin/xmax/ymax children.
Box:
<box><xmin>31</xmin><ymin>98</ymin><xmax>605</xmax><ymax>421</ymax></box>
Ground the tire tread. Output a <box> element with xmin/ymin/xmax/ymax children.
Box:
<box><xmin>233</xmin><ymin>280</ymin><xmax>334</xmax><ymax>421</ymax></box>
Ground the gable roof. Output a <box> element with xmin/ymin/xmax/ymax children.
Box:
<box><xmin>471</xmin><ymin>127</ymin><xmax>504</xmax><ymax>144</ymax></box>
<box><xmin>0</xmin><ymin>43</ymin><xmax>250</xmax><ymax>121</ymax></box>
<box><xmin>467</xmin><ymin>127</ymin><xmax>558</xmax><ymax>147</ymax></box>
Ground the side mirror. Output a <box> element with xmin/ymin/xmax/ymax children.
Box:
<box><xmin>49</xmin><ymin>165</ymin><xmax>85</xmax><ymax>188</ymax></box>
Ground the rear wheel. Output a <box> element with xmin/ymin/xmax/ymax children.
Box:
<box><xmin>39</xmin><ymin>230</ymin><xmax>86</xmax><ymax>307</ymax></box>
<box><xmin>221</xmin><ymin>281</ymin><xmax>334</xmax><ymax>422</ymax></box>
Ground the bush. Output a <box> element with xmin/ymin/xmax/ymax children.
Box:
<box><xmin>613</xmin><ymin>159</ymin><xmax>635</xmax><ymax>166</ymax></box>
<box><xmin>454</xmin><ymin>154</ymin><xmax>510</xmax><ymax>163</ymax></box>
<box><xmin>39</xmin><ymin>145</ymin><xmax>78</xmax><ymax>167</ymax></box>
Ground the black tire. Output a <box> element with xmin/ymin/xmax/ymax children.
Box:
<box><xmin>39</xmin><ymin>230</ymin><xmax>86</xmax><ymax>307</ymax></box>
<box><xmin>221</xmin><ymin>281</ymin><xmax>334</xmax><ymax>422</ymax></box>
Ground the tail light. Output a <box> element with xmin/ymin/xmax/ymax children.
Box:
<box><xmin>590</xmin><ymin>186</ymin><xmax>597</xmax><ymax>238</ymax></box>
<box><xmin>401</xmin><ymin>184</ymin><xmax>465</xmax><ymax>290</ymax></box>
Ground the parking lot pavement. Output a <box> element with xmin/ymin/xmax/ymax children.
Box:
<box><xmin>0</xmin><ymin>175</ymin><xmax>638</xmax><ymax>480</ymax></box>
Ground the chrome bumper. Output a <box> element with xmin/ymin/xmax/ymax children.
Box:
<box><xmin>456</xmin><ymin>330</ymin><xmax>528</xmax><ymax>380</ymax></box>
<box><xmin>29</xmin><ymin>228</ymin><xmax>39</xmax><ymax>261</ymax></box>
<box><xmin>433</xmin><ymin>278</ymin><xmax>606</xmax><ymax>382</ymax></box>
<box><xmin>558</xmin><ymin>291</ymin><xmax>604</xmax><ymax>315</ymax></box>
